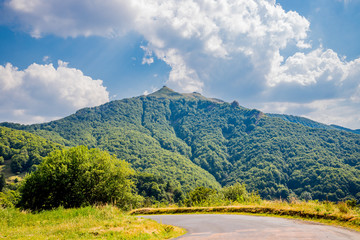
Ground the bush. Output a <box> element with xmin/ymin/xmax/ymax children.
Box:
<box><xmin>186</xmin><ymin>186</ymin><xmax>217</xmax><ymax>206</ymax></box>
<box><xmin>337</xmin><ymin>202</ymin><xmax>349</xmax><ymax>213</ymax></box>
<box><xmin>222</xmin><ymin>182</ymin><xmax>249</xmax><ymax>202</ymax></box>
<box><xmin>18</xmin><ymin>146</ymin><xmax>140</xmax><ymax>211</ymax></box>
<box><xmin>300</xmin><ymin>191</ymin><xmax>312</xmax><ymax>202</ymax></box>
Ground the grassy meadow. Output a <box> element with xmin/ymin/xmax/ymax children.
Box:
<box><xmin>0</xmin><ymin>205</ymin><xmax>185</xmax><ymax>240</ymax></box>
<box><xmin>1</xmin><ymin>200</ymin><xmax>359</xmax><ymax>239</ymax></box>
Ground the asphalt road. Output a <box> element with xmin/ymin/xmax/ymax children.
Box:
<box><xmin>140</xmin><ymin>214</ymin><xmax>360</xmax><ymax>239</ymax></box>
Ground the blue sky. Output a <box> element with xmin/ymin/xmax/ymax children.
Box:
<box><xmin>0</xmin><ymin>0</ymin><xmax>360</xmax><ymax>129</ymax></box>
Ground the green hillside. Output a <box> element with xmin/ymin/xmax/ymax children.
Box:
<box><xmin>267</xmin><ymin>113</ymin><xmax>360</xmax><ymax>134</ymax></box>
<box><xmin>2</xmin><ymin>87</ymin><xmax>360</xmax><ymax>201</ymax></box>
<box><xmin>0</xmin><ymin>126</ymin><xmax>61</xmax><ymax>184</ymax></box>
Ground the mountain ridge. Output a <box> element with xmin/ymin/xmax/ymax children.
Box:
<box><xmin>1</xmin><ymin>87</ymin><xmax>360</xmax><ymax>201</ymax></box>
<box><xmin>267</xmin><ymin>113</ymin><xmax>360</xmax><ymax>134</ymax></box>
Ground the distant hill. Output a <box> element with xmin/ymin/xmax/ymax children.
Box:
<box><xmin>267</xmin><ymin>113</ymin><xmax>360</xmax><ymax>134</ymax></box>
<box><xmin>2</xmin><ymin>86</ymin><xmax>360</xmax><ymax>201</ymax></box>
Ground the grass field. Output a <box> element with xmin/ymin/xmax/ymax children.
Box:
<box><xmin>130</xmin><ymin>200</ymin><xmax>360</xmax><ymax>231</ymax></box>
<box><xmin>1</xmin><ymin>200</ymin><xmax>359</xmax><ymax>239</ymax></box>
<box><xmin>0</xmin><ymin>205</ymin><xmax>185</xmax><ymax>239</ymax></box>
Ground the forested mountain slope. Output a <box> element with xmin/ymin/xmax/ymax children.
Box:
<box><xmin>2</xmin><ymin>87</ymin><xmax>360</xmax><ymax>201</ymax></box>
<box><xmin>0</xmin><ymin>126</ymin><xmax>61</xmax><ymax>177</ymax></box>
<box><xmin>267</xmin><ymin>113</ymin><xmax>360</xmax><ymax>134</ymax></box>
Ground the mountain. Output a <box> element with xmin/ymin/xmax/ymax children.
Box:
<box><xmin>2</xmin><ymin>86</ymin><xmax>360</xmax><ymax>201</ymax></box>
<box><xmin>267</xmin><ymin>113</ymin><xmax>360</xmax><ymax>134</ymax></box>
<box><xmin>0</xmin><ymin>126</ymin><xmax>61</xmax><ymax>179</ymax></box>
<box><xmin>330</xmin><ymin>125</ymin><xmax>360</xmax><ymax>135</ymax></box>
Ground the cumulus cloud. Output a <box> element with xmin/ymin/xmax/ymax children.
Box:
<box><xmin>0</xmin><ymin>61</ymin><xmax>109</xmax><ymax>124</ymax></box>
<box><xmin>260</xmin><ymin>47</ymin><xmax>360</xmax><ymax>128</ymax></box>
<box><xmin>259</xmin><ymin>98</ymin><xmax>360</xmax><ymax>130</ymax></box>
<box><xmin>2</xmin><ymin>0</ymin><xmax>360</xmax><ymax>128</ymax></box>
<box><xmin>2</xmin><ymin>0</ymin><xmax>137</xmax><ymax>38</ymax></box>
<box><xmin>2</xmin><ymin>0</ymin><xmax>310</xmax><ymax>93</ymax></box>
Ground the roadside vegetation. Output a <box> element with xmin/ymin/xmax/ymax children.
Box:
<box><xmin>131</xmin><ymin>200</ymin><xmax>360</xmax><ymax>231</ymax></box>
<box><xmin>0</xmin><ymin>205</ymin><xmax>185</xmax><ymax>239</ymax></box>
<box><xmin>1</xmin><ymin>145</ymin><xmax>359</xmax><ymax>239</ymax></box>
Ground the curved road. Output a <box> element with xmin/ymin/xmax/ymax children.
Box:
<box><xmin>140</xmin><ymin>214</ymin><xmax>360</xmax><ymax>239</ymax></box>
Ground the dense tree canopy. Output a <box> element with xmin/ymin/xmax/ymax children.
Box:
<box><xmin>2</xmin><ymin>87</ymin><xmax>360</xmax><ymax>202</ymax></box>
<box><xmin>0</xmin><ymin>126</ymin><xmax>60</xmax><ymax>174</ymax></box>
<box><xmin>18</xmin><ymin>146</ymin><xmax>138</xmax><ymax>210</ymax></box>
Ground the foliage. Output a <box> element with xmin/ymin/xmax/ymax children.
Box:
<box><xmin>134</xmin><ymin>172</ymin><xmax>185</xmax><ymax>205</ymax></box>
<box><xmin>18</xmin><ymin>146</ymin><xmax>140</xmax><ymax>211</ymax></box>
<box><xmin>267</xmin><ymin>113</ymin><xmax>360</xmax><ymax>134</ymax></box>
<box><xmin>2</xmin><ymin>86</ymin><xmax>360</xmax><ymax>202</ymax></box>
<box><xmin>187</xmin><ymin>186</ymin><xmax>217</xmax><ymax>206</ymax></box>
<box><xmin>221</xmin><ymin>182</ymin><xmax>249</xmax><ymax>202</ymax></box>
<box><xmin>183</xmin><ymin>183</ymin><xmax>261</xmax><ymax>207</ymax></box>
<box><xmin>300</xmin><ymin>191</ymin><xmax>312</xmax><ymax>202</ymax></box>
<box><xmin>131</xmin><ymin>200</ymin><xmax>360</xmax><ymax>231</ymax></box>
<box><xmin>0</xmin><ymin>189</ymin><xmax>20</xmax><ymax>208</ymax></box>
<box><xmin>0</xmin><ymin>173</ymin><xmax>4</xmax><ymax>192</ymax></box>
<box><xmin>0</xmin><ymin>205</ymin><xmax>185</xmax><ymax>239</ymax></box>
<box><xmin>0</xmin><ymin>126</ymin><xmax>61</xmax><ymax>175</ymax></box>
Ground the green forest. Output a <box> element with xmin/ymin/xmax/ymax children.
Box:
<box><xmin>1</xmin><ymin>86</ymin><xmax>360</xmax><ymax>203</ymax></box>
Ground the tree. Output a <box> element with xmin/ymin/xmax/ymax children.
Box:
<box><xmin>300</xmin><ymin>191</ymin><xmax>312</xmax><ymax>202</ymax></box>
<box><xmin>222</xmin><ymin>182</ymin><xmax>249</xmax><ymax>202</ymax></box>
<box><xmin>18</xmin><ymin>146</ymin><xmax>138</xmax><ymax>210</ymax></box>
<box><xmin>188</xmin><ymin>186</ymin><xmax>217</xmax><ymax>205</ymax></box>
<box><xmin>0</xmin><ymin>174</ymin><xmax>5</xmax><ymax>192</ymax></box>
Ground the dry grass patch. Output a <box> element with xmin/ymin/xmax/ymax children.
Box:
<box><xmin>130</xmin><ymin>200</ymin><xmax>360</xmax><ymax>231</ymax></box>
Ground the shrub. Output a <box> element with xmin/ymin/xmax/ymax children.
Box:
<box><xmin>222</xmin><ymin>182</ymin><xmax>249</xmax><ymax>202</ymax></box>
<box><xmin>337</xmin><ymin>202</ymin><xmax>349</xmax><ymax>213</ymax></box>
<box><xmin>18</xmin><ymin>146</ymin><xmax>140</xmax><ymax>211</ymax></box>
<box><xmin>300</xmin><ymin>191</ymin><xmax>312</xmax><ymax>202</ymax></box>
<box><xmin>186</xmin><ymin>186</ymin><xmax>217</xmax><ymax>206</ymax></box>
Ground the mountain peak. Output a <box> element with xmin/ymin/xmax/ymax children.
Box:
<box><xmin>148</xmin><ymin>86</ymin><xmax>183</xmax><ymax>98</ymax></box>
<box><xmin>147</xmin><ymin>86</ymin><xmax>225</xmax><ymax>104</ymax></box>
<box><xmin>156</xmin><ymin>86</ymin><xmax>176</xmax><ymax>94</ymax></box>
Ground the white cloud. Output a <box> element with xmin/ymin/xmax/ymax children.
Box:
<box><xmin>140</xmin><ymin>46</ymin><xmax>154</xmax><ymax>65</ymax></box>
<box><xmin>260</xmin><ymin>47</ymin><xmax>360</xmax><ymax>129</ymax></box>
<box><xmin>3</xmin><ymin>0</ymin><xmax>137</xmax><ymax>38</ymax></box>
<box><xmin>259</xmin><ymin>98</ymin><xmax>360</xmax><ymax>130</ymax></box>
<box><xmin>0</xmin><ymin>61</ymin><xmax>109</xmax><ymax>124</ymax></box>
<box><xmin>3</xmin><ymin>0</ymin><xmax>360</xmax><ymax>128</ymax></box>
<box><xmin>2</xmin><ymin>0</ymin><xmax>310</xmax><ymax>93</ymax></box>
<box><xmin>133</xmin><ymin>0</ymin><xmax>310</xmax><ymax>93</ymax></box>
<box><xmin>42</xmin><ymin>55</ymin><xmax>50</xmax><ymax>62</ymax></box>
<box><xmin>267</xmin><ymin>48</ymin><xmax>351</xmax><ymax>87</ymax></box>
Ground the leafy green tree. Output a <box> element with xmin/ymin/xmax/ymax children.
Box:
<box><xmin>0</xmin><ymin>174</ymin><xmax>5</xmax><ymax>192</ymax></box>
<box><xmin>187</xmin><ymin>186</ymin><xmax>217</xmax><ymax>205</ymax></box>
<box><xmin>18</xmin><ymin>146</ymin><xmax>139</xmax><ymax>210</ymax></box>
<box><xmin>0</xmin><ymin>156</ymin><xmax>4</xmax><ymax>165</ymax></box>
<box><xmin>300</xmin><ymin>191</ymin><xmax>312</xmax><ymax>202</ymax></box>
<box><xmin>222</xmin><ymin>182</ymin><xmax>249</xmax><ymax>202</ymax></box>
<box><xmin>134</xmin><ymin>172</ymin><xmax>185</xmax><ymax>204</ymax></box>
